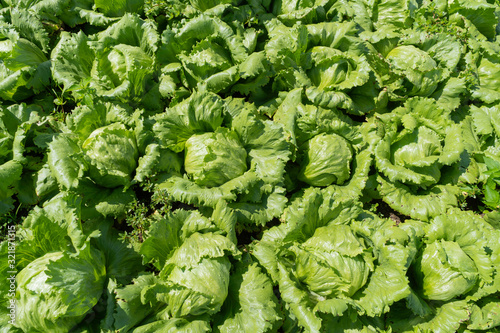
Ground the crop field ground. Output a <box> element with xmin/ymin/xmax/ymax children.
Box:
<box><xmin>1</xmin><ymin>0</ymin><xmax>500</xmax><ymax>332</ymax></box>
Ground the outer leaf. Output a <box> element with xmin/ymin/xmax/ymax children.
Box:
<box><xmin>156</xmin><ymin>171</ymin><xmax>260</xmax><ymax>207</ymax></box>
<box><xmin>0</xmin><ymin>160</ymin><xmax>22</xmax><ymax>214</ymax></box>
<box><xmin>413</xmin><ymin>300</ymin><xmax>471</xmax><ymax>333</ymax></box>
<box><xmin>378</xmin><ymin>176</ymin><xmax>459</xmax><ymax>221</ymax></box>
<box><xmin>165</xmin><ymin>232</ymin><xmax>239</xmax><ymax>269</ymax></box>
<box><xmin>94</xmin><ymin>0</ymin><xmax>143</xmax><ymax>17</ymax></box>
<box><xmin>0</xmin><ymin>32</ymin><xmax>50</xmax><ymax>100</ymax></box>
<box><xmin>468</xmin><ymin>297</ymin><xmax>500</xmax><ymax>330</ymax></box>
<box><xmin>232</xmin><ymin>105</ymin><xmax>291</xmax><ymax>184</ymax></box>
<box><xmin>85</xmin><ymin>219</ymin><xmax>143</xmax><ymax>285</ymax></box>
<box><xmin>134</xmin><ymin>144</ymin><xmax>182</xmax><ymax>183</ymax></box>
<box><xmin>51</xmin><ymin>31</ymin><xmax>94</xmax><ymax>93</ymax></box>
<box><xmin>214</xmin><ymin>262</ymin><xmax>282</xmax><ymax>333</ymax></box>
<box><xmin>228</xmin><ymin>187</ymin><xmax>288</xmax><ymax>227</ymax></box>
<box><xmin>10</xmin><ymin>8</ymin><xmax>50</xmax><ymax>53</ymax></box>
<box><xmin>70</xmin><ymin>180</ymin><xmax>136</xmax><ymax>219</ymax></box>
<box><xmin>470</xmin><ymin>104</ymin><xmax>500</xmax><ymax>138</ymax></box>
<box><xmin>472</xmin><ymin>56</ymin><xmax>500</xmax><ymax>104</ymax></box>
<box><xmin>94</xmin><ymin>13</ymin><xmax>158</xmax><ymax>55</ymax></box>
<box><xmin>109</xmin><ymin>274</ymin><xmax>159</xmax><ymax>332</ymax></box>
<box><xmin>47</xmin><ymin>134</ymin><xmax>87</xmax><ymax>191</ymax></box>
<box><xmin>449</xmin><ymin>0</ymin><xmax>498</xmax><ymax>39</ymax></box>
<box><xmin>131</xmin><ymin>318</ymin><xmax>211</xmax><ymax>333</ymax></box>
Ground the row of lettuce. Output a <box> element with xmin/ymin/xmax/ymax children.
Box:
<box><xmin>2</xmin><ymin>190</ymin><xmax>500</xmax><ymax>332</ymax></box>
<box><xmin>2</xmin><ymin>84</ymin><xmax>499</xmax><ymax>225</ymax></box>
<box><xmin>1</xmin><ymin>0</ymin><xmax>500</xmax><ymax>332</ymax></box>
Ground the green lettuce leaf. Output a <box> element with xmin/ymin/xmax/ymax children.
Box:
<box><xmin>47</xmin><ymin>134</ymin><xmax>88</xmax><ymax>191</ymax></box>
<box><xmin>0</xmin><ymin>24</ymin><xmax>50</xmax><ymax>101</ymax></box>
<box><xmin>213</xmin><ymin>261</ymin><xmax>282</xmax><ymax>332</ymax></box>
<box><xmin>468</xmin><ymin>297</ymin><xmax>500</xmax><ymax>330</ymax></box>
<box><xmin>94</xmin><ymin>0</ymin><xmax>144</xmax><ymax>17</ymax></box>
<box><xmin>130</xmin><ymin>318</ymin><xmax>211</xmax><ymax>332</ymax></box>
<box><xmin>414</xmin><ymin>239</ymin><xmax>479</xmax><ymax>301</ymax></box>
<box><xmin>50</xmin><ymin>31</ymin><xmax>93</xmax><ymax>95</ymax></box>
<box><xmin>15</xmin><ymin>249</ymin><xmax>105</xmax><ymax>332</ymax></box>
<box><xmin>106</xmin><ymin>274</ymin><xmax>160</xmax><ymax>332</ymax></box>
<box><xmin>0</xmin><ymin>103</ymin><xmax>56</xmax><ymax>213</ymax></box>
<box><xmin>85</xmin><ymin>219</ymin><xmax>143</xmax><ymax>285</ymax></box>
<box><xmin>140</xmin><ymin>235</ymin><xmax>239</xmax><ymax>319</ymax></box>
<box><xmin>152</xmin><ymin>91</ymin><xmax>225</xmax><ymax>153</ymax></box>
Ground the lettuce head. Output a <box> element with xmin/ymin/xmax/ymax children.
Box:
<box><xmin>82</xmin><ymin>123</ymin><xmax>139</xmax><ymax>188</ymax></box>
<box><xmin>184</xmin><ymin>128</ymin><xmax>247</xmax><ymax>188</ymax></box>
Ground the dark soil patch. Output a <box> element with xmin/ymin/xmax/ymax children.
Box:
<box><xmin>371</xmin><ymin>199</ymin><xmax>410</xmax><ymax>224</ymax></box>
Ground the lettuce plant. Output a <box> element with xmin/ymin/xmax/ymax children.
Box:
<box><xmin>51</xmin><ymin>14</ymin><xmax>160</xmax><ymax>109</ymax></box>
<box><xmin>0</xmin><ymin>196</ymin><xmax>108</xmax><ymax>332</ymax></box>
<box><xmin>252</xmin><ymin>191</ymin><xmax>416</xmax><ymax>332</ymax></box>
<box><xmin>372</xmin><ymin>97</ymin><xmax>465</xmax><ymax>221</ymax></box>
<box><xmin>385</xmin><ymin>208</ymin><xmax>500</xmax><ymax>331</ymax></box>
<box><xmin>184</xmin><ymin>128</ymin><xmax>248</xmax><ymax>187</ymax></box>
<box><xmin>157</xmin><ymin>13</ymin><xmax>258</xmax><ymax>96</ymax></box>
<box><xmin>15</xmin><ymin>249</ymin><xmax>106</xmax><ymax>332</ymax></box>
<box><xmin>273</xmin><ymin>88</ymin><xmax>372</xmax><ymax>199</ymax></box>
<box><xmin>46</xmin><ymin>97</ymin><xmax>154</xmax><ymax>218</ymax></box>
<box><xmin>264</xmin><ymin>19</ymin><xmax>386</xmax><ymax>115</ymax></box>
<box><xmin>416</xmin><ymin>210</ymin><xmax>500</xmax><ymax>302</ymax></box>
<box><xmin>382</xmin><ymin>33</ymin><xmax>464</xmax><ymax>102</ymax></box>
<box><xmin>97</xmin><ymin>201</ymin><xmax>282</xmax><ymax>332</ymax></box>
<box><xmin>152</xmin><ymin>91</ymin><xmax>291</xmax><ymax>226</ymax></box>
